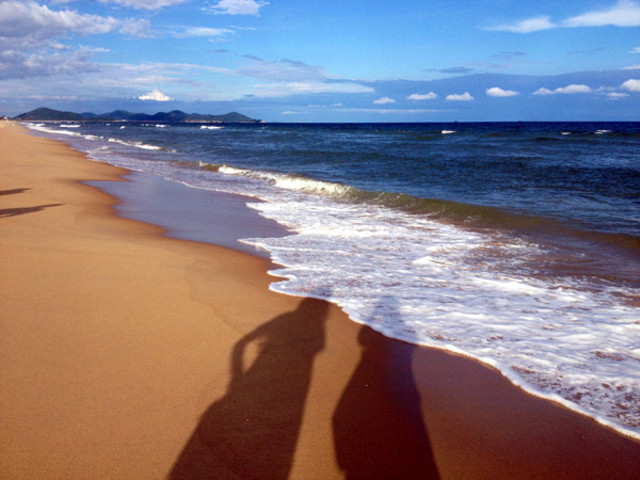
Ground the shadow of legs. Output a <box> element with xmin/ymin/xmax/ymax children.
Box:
<box><xmin>333</xmin><ymin>326</ymin><xmax>441</xmax><ymax>480</ymax></box>
<box><xmin>169</xmin><ymin>298</ymin><xmax>329</xmax><ymax>480</ymax></box>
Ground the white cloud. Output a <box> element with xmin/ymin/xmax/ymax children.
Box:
<box><xmin>621</xmin><ymin>78</ymin><xmax>640</xmax><ymax>91</ymax></box>
<box><xmin>624</xmin><ymin>64</ymin><xmax>640</xmax><ymax>69</ymax></box>
<box><xmin>307</xmin><ymin>103</ymin><xmax>343</xmax><ymax>109</ymax></box>
<box><xmin>0</xmin><ymin>59</ymin><xmax>242</xmax><ymax>106</ymax></box>
<box><xmin>533</xmin><ymin>84</ymin><xmax>592</xmax><ymax>95</ymax></box>
<box><xmin>373</xmin><ymin>96</ymin><xmax>396</xmax><ymax>104</ymax></box>
<box><xmin>174</xmin><ymin>27</ymin><xmax>234</xmax><ymax>38</ymax></box>
<box><xmin>487</xmin><ymin>15</ymin><xmax>555</xmax><ymax>33</ymax></box>
<box><xmin>2</xmin><ymin>54</ymin><xmax>372</xmax><ymax>103</ymax></box>
<box><xmin>335</xmin><ymin>108</ymin><xmax>447</xmax><ymax>115</ymax></box>
<box><xmin>533</xmin><ymin>87</ymin><xmax>554</xmax><ymax>96</ymax></box>
<box><xmin>407</xmin><ymin>92</ymin><xmax>437</xmax><ymax>100</ymax></box>
<box><xmin>237</xmin><ymin>58</ymin><xmax>331</xmax><ymax>83</ymax></box>
<box><xmin>486</xmin><ymin>87</ymin><xmax>519</xmax><ymax>97</ymax></box>
<box><xmin>81</xmin><ymin>46</ymin><xmax>111</xmax><ymax>54</ymax></box>
<box><xmin>1</xmin><ymin>48</ymin><xmax>99</xmax><ymax>80</ymax></box>
<box><xmin>0</xmin><ymin>0</ymin><xmax>118</xmax><ymax>49</ymax></box>
<box><xmin>0</xmin><ymin>1</ymin><xmax>122</xmax><ymax>80</ymax></box>
<box><xmin>488</xmin><ymin>1</ymin><xmax>640</xmax><ymax>34</ymax></box>
<box><xmin>251</xmin><ymin>81</ymin><xmax>373</xmax><ymax>98</ymax></box>
<box><xmin>99</xmin><ymin>0</ymin><xmax>189</xmax><ymax>10</ymax></box>
<box><xmin>631</xmin><ymin>47</ymin><xmax>640</xmax><ymax>53</ymax></box>
<box><xmin>0</xmin><ymin>0</ymin><xmax>151</xmax><ymax>64</ymax></box>
<box><xmin>138</xmin><ymin>88</ymin><xmax>173</xmax><ymax>101</ymax></box>
<box><xmin>206</xmin><ymin>0</ymin><xmax>268</xmax><ymax>15</ymax></box>
<box><xmin>563</xmin><ymin>0</ymin><xmax>640</xmax><ymax>28</ymax></box>
<box><xmin>556</xmin><ymin>84</ymin><xmax>592</xmax><ymax>94</ymax></box>
<box><xmin>119</xmin><ymin>18</ymin><xmax>153</xmax><ymax>37</ymax></box>
<box><xmin>446</xmin><ymin>92</ymin><xmax>474</xmax><ymax>101</ymax></box>
<box><xmin>607</xmin><ymin>92</ymin><xmax>630</xmax><ymax>98</ymax></box>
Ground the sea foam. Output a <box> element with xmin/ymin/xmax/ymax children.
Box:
<box><xmin>242</xmin><ymin>186</ymin><xmax>640</xmax><ymax>439</ymax></box>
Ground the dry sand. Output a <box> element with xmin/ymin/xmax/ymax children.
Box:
<box><xmin>1</xmin><ymin>122</ymin><xmax>639</xmax><ymax>479</ymax></box>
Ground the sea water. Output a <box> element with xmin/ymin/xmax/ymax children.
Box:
<box><xmin>27</xmin><ymin>121</ymin><xmax>640</xmax><ymax>439</ymax></box>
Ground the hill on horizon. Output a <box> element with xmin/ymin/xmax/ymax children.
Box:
<box><xmin>13</xmin><ymin>107</ymin><xmax>260</xmax><ymax>123</ymax></box>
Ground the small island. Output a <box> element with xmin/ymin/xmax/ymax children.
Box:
<box><xmin>13</xmin><ymin>107</ymin><xmax>261</xmax><ymax>124</ymax></box>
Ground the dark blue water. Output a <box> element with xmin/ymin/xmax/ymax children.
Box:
<box><xmin>28</xmin><ymin>121</ymin><xmax>640</xmax><ymax>438</ymax></box>
<box><xmin>83</xmin><ymin>122</ymin><xmax>640</xmax><ymax>235</ymax></box>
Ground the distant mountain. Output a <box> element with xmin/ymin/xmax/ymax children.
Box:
<box><xmin>14</xmin><ymin>107</ymin><xmax>86</xmax><ymax>121</ymax></box>
<box><xmin>13</xmin><ymin>107</ymin><xmax>261</xmax><ymax>123</ymax></box>
<box><xmin>101</xmin><ymin>110</ymin><xmax>137</xmax><ymax>120</ymax></box>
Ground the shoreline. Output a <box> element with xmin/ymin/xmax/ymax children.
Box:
<box><xmin>34</xmin><ymin>130</ymin><xmax>640</xmax><ymax>442</ymax></box>
<box><xmin>2</xmin><ymin>122</ymin><xmax>639</xmax><ymax>479</ymax></box>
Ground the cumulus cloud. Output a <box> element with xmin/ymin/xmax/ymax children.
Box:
<box><xmin>0</xmin><ymin>0</ymin><xmax>118</xmax><ymax>50</ymax></box>
<box><xmin>99</xmin><ymin>0</ymin><xmax>189</xmax><ymax>10</ymax></box>
<box><xmin>486</xmin><ymin>87</ymin><xmax>519</xmax><ymax>97</ymax></box>
<box><xmin>0</xmin><ymin>1</ymin><xmax>123</xmax><ymax>80</ymax></box>
<box><xmin>533</xmin><ymin>84</ymin><xmax>592</xmax><ymax>95</ymax></box>
<box><xmin>138</xmin><ymin>88</ymin><xmax>173</xmax><ymax>101</ymax></box>
<box><xmin>563</xmin><ymin>0</ymin><xmax>640</xmax><ymax>27</ymax></box>
<box><xmin>206</xmin><ymin>0</ymin><xmax>268</xmax><ymax>15</ymax></box>
<box><xmin>552</xmin><ymin>84</ymin><xmax>592</xmax><ymax>94</ymax></box>
<box><xmin>621</xmin><ymin>78</ymin><xmax>640</xmax><ymax>91</ymax></box>
<box><xmin>407</xmin><ymin>92</ymin><xmax>437</xmax><ymax>100</ymax></box>
<box><xmin>487</xmin><ymin>15</ymin><xmax>555</xmax><ymax>33</ymax></box>
<box><xmin>0</xmin><ymin>0</ymin><xmax>151</xmax><ymax>53</ymax></box>
<box><xmin>373</xmin><ymin>96</ymin><xmax>396</xmax><ymax>104</ymax></box>
<box><xmin>446</xmin><ymin>92</ymin><xmax>474</xmax><ymax>101</ymax></box>
<box><xmin>533</xmin><ymin>88</ymin><xmax>554</xmax><ymax>96</ymax></box>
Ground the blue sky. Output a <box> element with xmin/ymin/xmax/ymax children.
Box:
<box><xmin>1</xmin><ymin>0</ymin><xmax>640</xmax><ymax>121</ymax></box>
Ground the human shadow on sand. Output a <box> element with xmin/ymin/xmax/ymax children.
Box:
<box><xmin>0</xmin><ymin>203</ymin><xmax>62</xmax><ymax>218</ymax></box>
<box><xmin>0</xmin><ymin>188</ymin><xmax>30</xmax><ymax>196</ymax></box>
<box><xmin>169</xmin><ymin>297</ymin><xmax>328</xmax><ymax>480</ymax></box>
<box><xmin>332</xmin><ymin>298</ymin><xmax>441</xmax><ymax>479</ymax></box>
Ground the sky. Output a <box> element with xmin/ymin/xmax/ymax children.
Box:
<box><xmin>1</xmin><ymin>0</ymin><xmax>640</xmax><ymax>121</ymax></box>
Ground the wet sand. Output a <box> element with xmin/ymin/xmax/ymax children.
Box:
<box><xmin>88</xmin><ymin>171</ymin><xmax>290</xmax><ymax>259</ymax></box>
<box><xmin>1</xmin><ymin>122</ymin><xmax>639</xmax><ymax>479</ymax></box>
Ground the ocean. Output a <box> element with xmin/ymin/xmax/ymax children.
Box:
<box><xmin>27</xmin><ymin>120</ymin><xmax>640</xmax><ymax>439</ymax></box>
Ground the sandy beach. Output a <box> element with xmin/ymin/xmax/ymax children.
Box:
<box><xmin>1</xmin><ymin>122</ymin><xmax>639</xmax><ymax>479</ymax></box>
